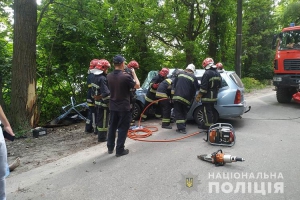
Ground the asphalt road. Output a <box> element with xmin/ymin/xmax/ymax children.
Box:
<box><xmin>6</xmin><ymin>88</ymin><xmax>300</xmax><ymax>200</ymax></box>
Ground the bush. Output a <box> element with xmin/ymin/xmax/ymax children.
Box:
<box><xmin>242</xmin><ymin>77</ymin><xmax>267</xmax><ymax>93</ymax></box>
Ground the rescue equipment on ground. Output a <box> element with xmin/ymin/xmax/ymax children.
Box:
<box><xmin>197</xmin><ymin>149</ymin><xmax>245</xmax><ymax>166</ymax></box>
<box><xmin>32</xmin><ymin>127</ymin><xmax>47</xmax><ymax>138</ymax></box>
<box><xmin>205</xmin><ymin>123</ymin><xmax>235</xmax><ymax>147</ymax></box>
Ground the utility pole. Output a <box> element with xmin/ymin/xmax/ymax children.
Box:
<box><xmin>235</xmin><ymin>0</ymin><xmax>242</xmax><ymax>78</ymax></box>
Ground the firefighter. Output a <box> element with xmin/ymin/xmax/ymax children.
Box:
<box><xmin>195</xmin><ymin>58</ymin><xmax>222</xmax><ymax>131</ymax></box>
<box><xmin>91</xmin><ymin>59</ymin><xmax>111</xmax><ymax>142</ymax></box>
<box><xmin>141</xmin><ymin>68</ymin><xmax>169</xmax><ymax>121</ymax></box>
<box><xmin>124</xmin><ymin>60</ymin><xmax>140</xmax><ymax>127</ymax></box>
<box><xmin>85</xmin><ymin>59</ymin><xmax>99</xmax><ymax>133</ymax></box>
<box><xmin>172</xmin><ymin>64</ymin><xmax>199</xmax><ymax>134</ymax></box>
<box><xmin>156</xmin><ymin>77</ymin><xmax>173</xmax><ymax>129</ymax></box>
<box><xmin>216</xmin><ymin>62</ymin><xmax>225</xmax><ymax>72</ymax></box>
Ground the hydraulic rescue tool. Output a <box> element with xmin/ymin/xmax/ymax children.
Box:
<box><xmin>197</xmin><ymin>149</ymin><xmax>245</xmax><ymax>166</ymax></box>
<box><xmin>205</xmin><ymin>123</ymin><xmax>235</xmax><ymax>147</ymax></box>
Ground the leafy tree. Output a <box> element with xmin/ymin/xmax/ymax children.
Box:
<box><xmin>207</xmin><ymin>0</ymin><xmax>236</xmax><ymax>69</ymax></box>
<box><xmin>280</xmin><ymin>1</ymin><xmax>300</xmax><ymax>26</ymax></box>
<box><xmin>0</xmin><ymin>0</ymin><xmax>13</xmax><ymax>109</ymax></box>
<box><xmin>148</xmin><ymin>0</ymin><xmax>208</xmax><ymax>67</ymax></box>
<box><xmin>242</xmin><ymin>0</ymin><xmax>275</xmax><ymax>80</ymax></box>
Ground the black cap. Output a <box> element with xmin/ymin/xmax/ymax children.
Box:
<box><xmin>113</xmin><ymin>55</ymin><xmax>126</xmax><ymax>64</ymax></box>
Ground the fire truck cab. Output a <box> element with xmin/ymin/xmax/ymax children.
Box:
<box><xmin>273</xmin><ymin>23</ymin><xmax>300</xmax><ymax>103</ymax></box>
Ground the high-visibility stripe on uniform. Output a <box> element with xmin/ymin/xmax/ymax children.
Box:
<box><xmin>172</xmin><ymin>96</ymin><xmax>191</xmax><ymax>105</ymax></box>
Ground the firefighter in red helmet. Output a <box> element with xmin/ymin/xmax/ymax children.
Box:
<box><xmin>91</xmin><ymin>59</ymin><xmax>111</xmax><ymax>142</ymax></box>
<box><xmin>85</xmin><ymin>59</ymin><xmax>99</xmax><ymax>133</ymax></box>
<box><xmin>141</xmin><ymin>68</ymin><xmax>169</xmax><ymax>121</ymax></box>
<box><xmin>195</xmin><ymin>57</ymin><xmax>222</xmax><ymax>131</ymax></box>
<box><xmin>124</xmin><ymin>60</ymin><xmax>140</xmax><ymax>126</ymax></box>
<box><xmin>216</xmin><ymin>62</ymin><xmax>225</xmax><ymax>72</ymax></box>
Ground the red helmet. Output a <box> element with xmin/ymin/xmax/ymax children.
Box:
<box><xmin>216</xmin><ymin>62</ymin><xmax>223</xmax><ymax>70</ymax></box>
<box><xmin>89</xmin><ymin>59</ymin><xmax>99</xmax><ymax>69</ymax></box>
<box><xmin>202</xmin><ymin>57</ymin><xmax>214</xmax><ymax>68</ymax></box>
<box><xmin>95</xmin><ymin>59</ymin><xmax>111</xmax><ymax>71</ymax></box>
<box><xmin>159</xmin><ymin>68</ymin><xmax>169</xmax><ymax>77</ymax></box>
<box><xmin>127</xmin><ymin>60</ymin><xmax>139</xmax><ymax>69</ymax></box>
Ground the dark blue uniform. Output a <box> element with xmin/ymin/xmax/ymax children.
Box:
<box><xmin>91</xmin><ymin>73</ymin><xmax>110</xmax><ymax>142</ymax></box>
<box><xmin>141</xmin><ymin>74</ymin><xmax>165</xmax><ymax>120</ymax></box>
<box><xmin>156</xmin><ymin>78</ymin><xmax>173</xmax><ymax>127</ymax></box>
<box><xmin>124</xmin><ymin>67</ymin><xmax>137</xmax><ymax>126</ymax></box>
<box><xmin>85</xmin><ymin>72</ymin><xmax>96</xmax><ymax>133</ymax></box>
<box><xmin>199</xmin><ymin>68</ymin><xmax>221</xmax><ymax>129</ymax></box>
<box><xmin>172</xmin><ymin>70</ymin><xmax>199</xmax><ymax>132</ymax></box>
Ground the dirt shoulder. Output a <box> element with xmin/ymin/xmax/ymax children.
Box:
<box><xmin>6</xmin><ymin>122</ymin><xmax>98</xmax><ymax>177</ymax></box>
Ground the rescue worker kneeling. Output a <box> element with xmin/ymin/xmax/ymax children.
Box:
<box><xmin>91</xmin><ymin>59</ymin><xmax>111</xmax><ymax>142</ymax></box>
<box><xmin>141</xmin><ymin>68</ymin><xmax>169</xmax><ymax>121</ymax></box>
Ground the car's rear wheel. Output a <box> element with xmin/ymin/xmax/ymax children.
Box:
<box><xmin>193</xmin><ymin>106</ymin><xmax>219</xmax><ymax>125</ymax></box>
<box><xmin>132</xmin><ymin>102</ymin><xmax>142</xmax><ymax>120</ymax></box>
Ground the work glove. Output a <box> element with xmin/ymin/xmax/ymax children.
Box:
<box><xmin>195</xmin><ymin>93</ymin><xmax>202</xmax><ymax>102</ymax></box>
<box><xmin>152</xmin><ymin>83</ymin><xmax>159</xmax><ymax>89</ymax></box>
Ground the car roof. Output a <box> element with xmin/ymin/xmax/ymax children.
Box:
<box><xmin>167</xmin><ymin>68</ymin><xmax>235</xmax><ymax>78</ymax></box>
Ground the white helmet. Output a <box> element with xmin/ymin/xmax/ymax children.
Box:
<box><xmin>186</xmin><ymin>63</ymin><xmax>196</xmax><ymax>73</ymax></box>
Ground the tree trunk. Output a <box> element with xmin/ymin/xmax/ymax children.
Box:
<box><xmin>11</xmin><ymin>0</ymin><xmax>38</xmax><ymax>129</ymax></box>
<box><xmin>208</xmin><ymin>0</ymin><xmax>218</xmax><ymax>58</ymax></box>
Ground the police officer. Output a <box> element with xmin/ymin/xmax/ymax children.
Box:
<box><xmin>172</xmin><ymin>64</ymin><xmax>199</xmax><ymax>134</ymax></box>
<box><xmin>156</xmin><ymin>77</ymin><xmax>173</xmax><ymax>129</ymax></box>
<box><xmin>141</xmin><ymin>68</ymin><xmax>169</xmax><ymax>121</ymax></box>
<box><xmin>91</xmin><ymin>59</ymin><xmax>111</xmax><ymax>142</ymax></box>
<box><xmin>107</xmin><ymin>55</ymin><xmax>140</xmax><ymax>157</ymax></box>
<box><xmin>195</xmin><ymin>58</ymin><xmax>222</xmax><ymax>131</ymax></box>
<box><xmin>85</xmin><ymin>59</ymin><xmax>99</xmax><ymax>133</ymax></box>
<box><xmin>124</xmin><ymin>60</ymin><xmax>140</xmax><ymax>127</ymax></box>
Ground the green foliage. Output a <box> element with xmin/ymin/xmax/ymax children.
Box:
<box><xmin>246</xmin><ymin>63</ymin><xmax>273</xmax><ymax>81</ymax></box>
<box><xmin>0</xmin><ymin>0</ymin><xmax>286</xmax><ymax>126</ymax></box>
<box><xmin>0</xmin><ymin>2</ymin><xmax>13</xmax><ymax>109</ymax></box>
<box><xmin>242</xmin><ymin>0</ymin><xmax>276</xmax><ymax>79</ymax></box>
<box><xmin>278</xmin><ymin>1</ymin><xmax>300</xmax><ymax>26</ymax></box>
<box><xmin>242</xmin><ymin>77</ymin><xmax>267</xmax><ymax>93</ymax></box>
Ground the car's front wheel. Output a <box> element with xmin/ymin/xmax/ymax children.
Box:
<box><xmin>132</xmin><ymin>102</ymin><xmax>142</xmax><ymax>120</ymax></box>
<box><xmin>193</xmin><ymin>106</ymin><xmax>219</xmax><ymax>125</ymax></box>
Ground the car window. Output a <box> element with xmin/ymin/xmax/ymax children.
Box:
<box><xmin>229</xmin><ymin>73</ymin><xmax>244</xmax><ymax>88</ymax></box>
<box><xmin>221</xmin><ymin>77</ymin><xmax>228</xmax><ymax>87</ymax></box>
<box><xmin>141</xmin><ymin>71</ymin><xmax>158</xmax><ymax>90</ymax></box>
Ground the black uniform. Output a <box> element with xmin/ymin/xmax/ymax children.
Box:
<box><xmin>91</xmin><ymin>73</ymin><xmax>110</xmax><ymax>142</ymax></box>
<box><xmin>107</xmin><ymin>70</ymin><xmax>136</xmax><ymax>155</ymax></box>
<box><xmin>141</xmin><ymin>74</ymin><xmax>165</xmax><ymax>120</ymax></box>
<box><xmin>198</xmin><ymin>68</ymin><xmax>222</xmax><ymax>129</ymax></box>
<box><xmin>155</xmin><ymin>78</ymin><xmax>173</xmax><ymax>127</ymax></box>
<box><xmin>85</xmin><ymin>72</ymin><xmax>96</xmax><ymax>133</ymax></box>
<box><xmin>124</xmin><ymin>67</ymin><xmax>137</xmax><ymax>126</ymax></box>
<box><xmin>172</xmin><ymin>71</ymin><xmax>199</xmax><ymax>132</ymax></box>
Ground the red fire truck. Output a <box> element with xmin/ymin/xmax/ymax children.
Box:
<box><xmin>273</xmin><ymin>23</ymin><xmax>300</xmax><ymax>103</ymax></box>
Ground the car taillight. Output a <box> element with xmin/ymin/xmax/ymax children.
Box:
<box><xmin>234</xmin><ymin>90</ymin><xmax>241</xmax><ymax>104</ymax></box>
